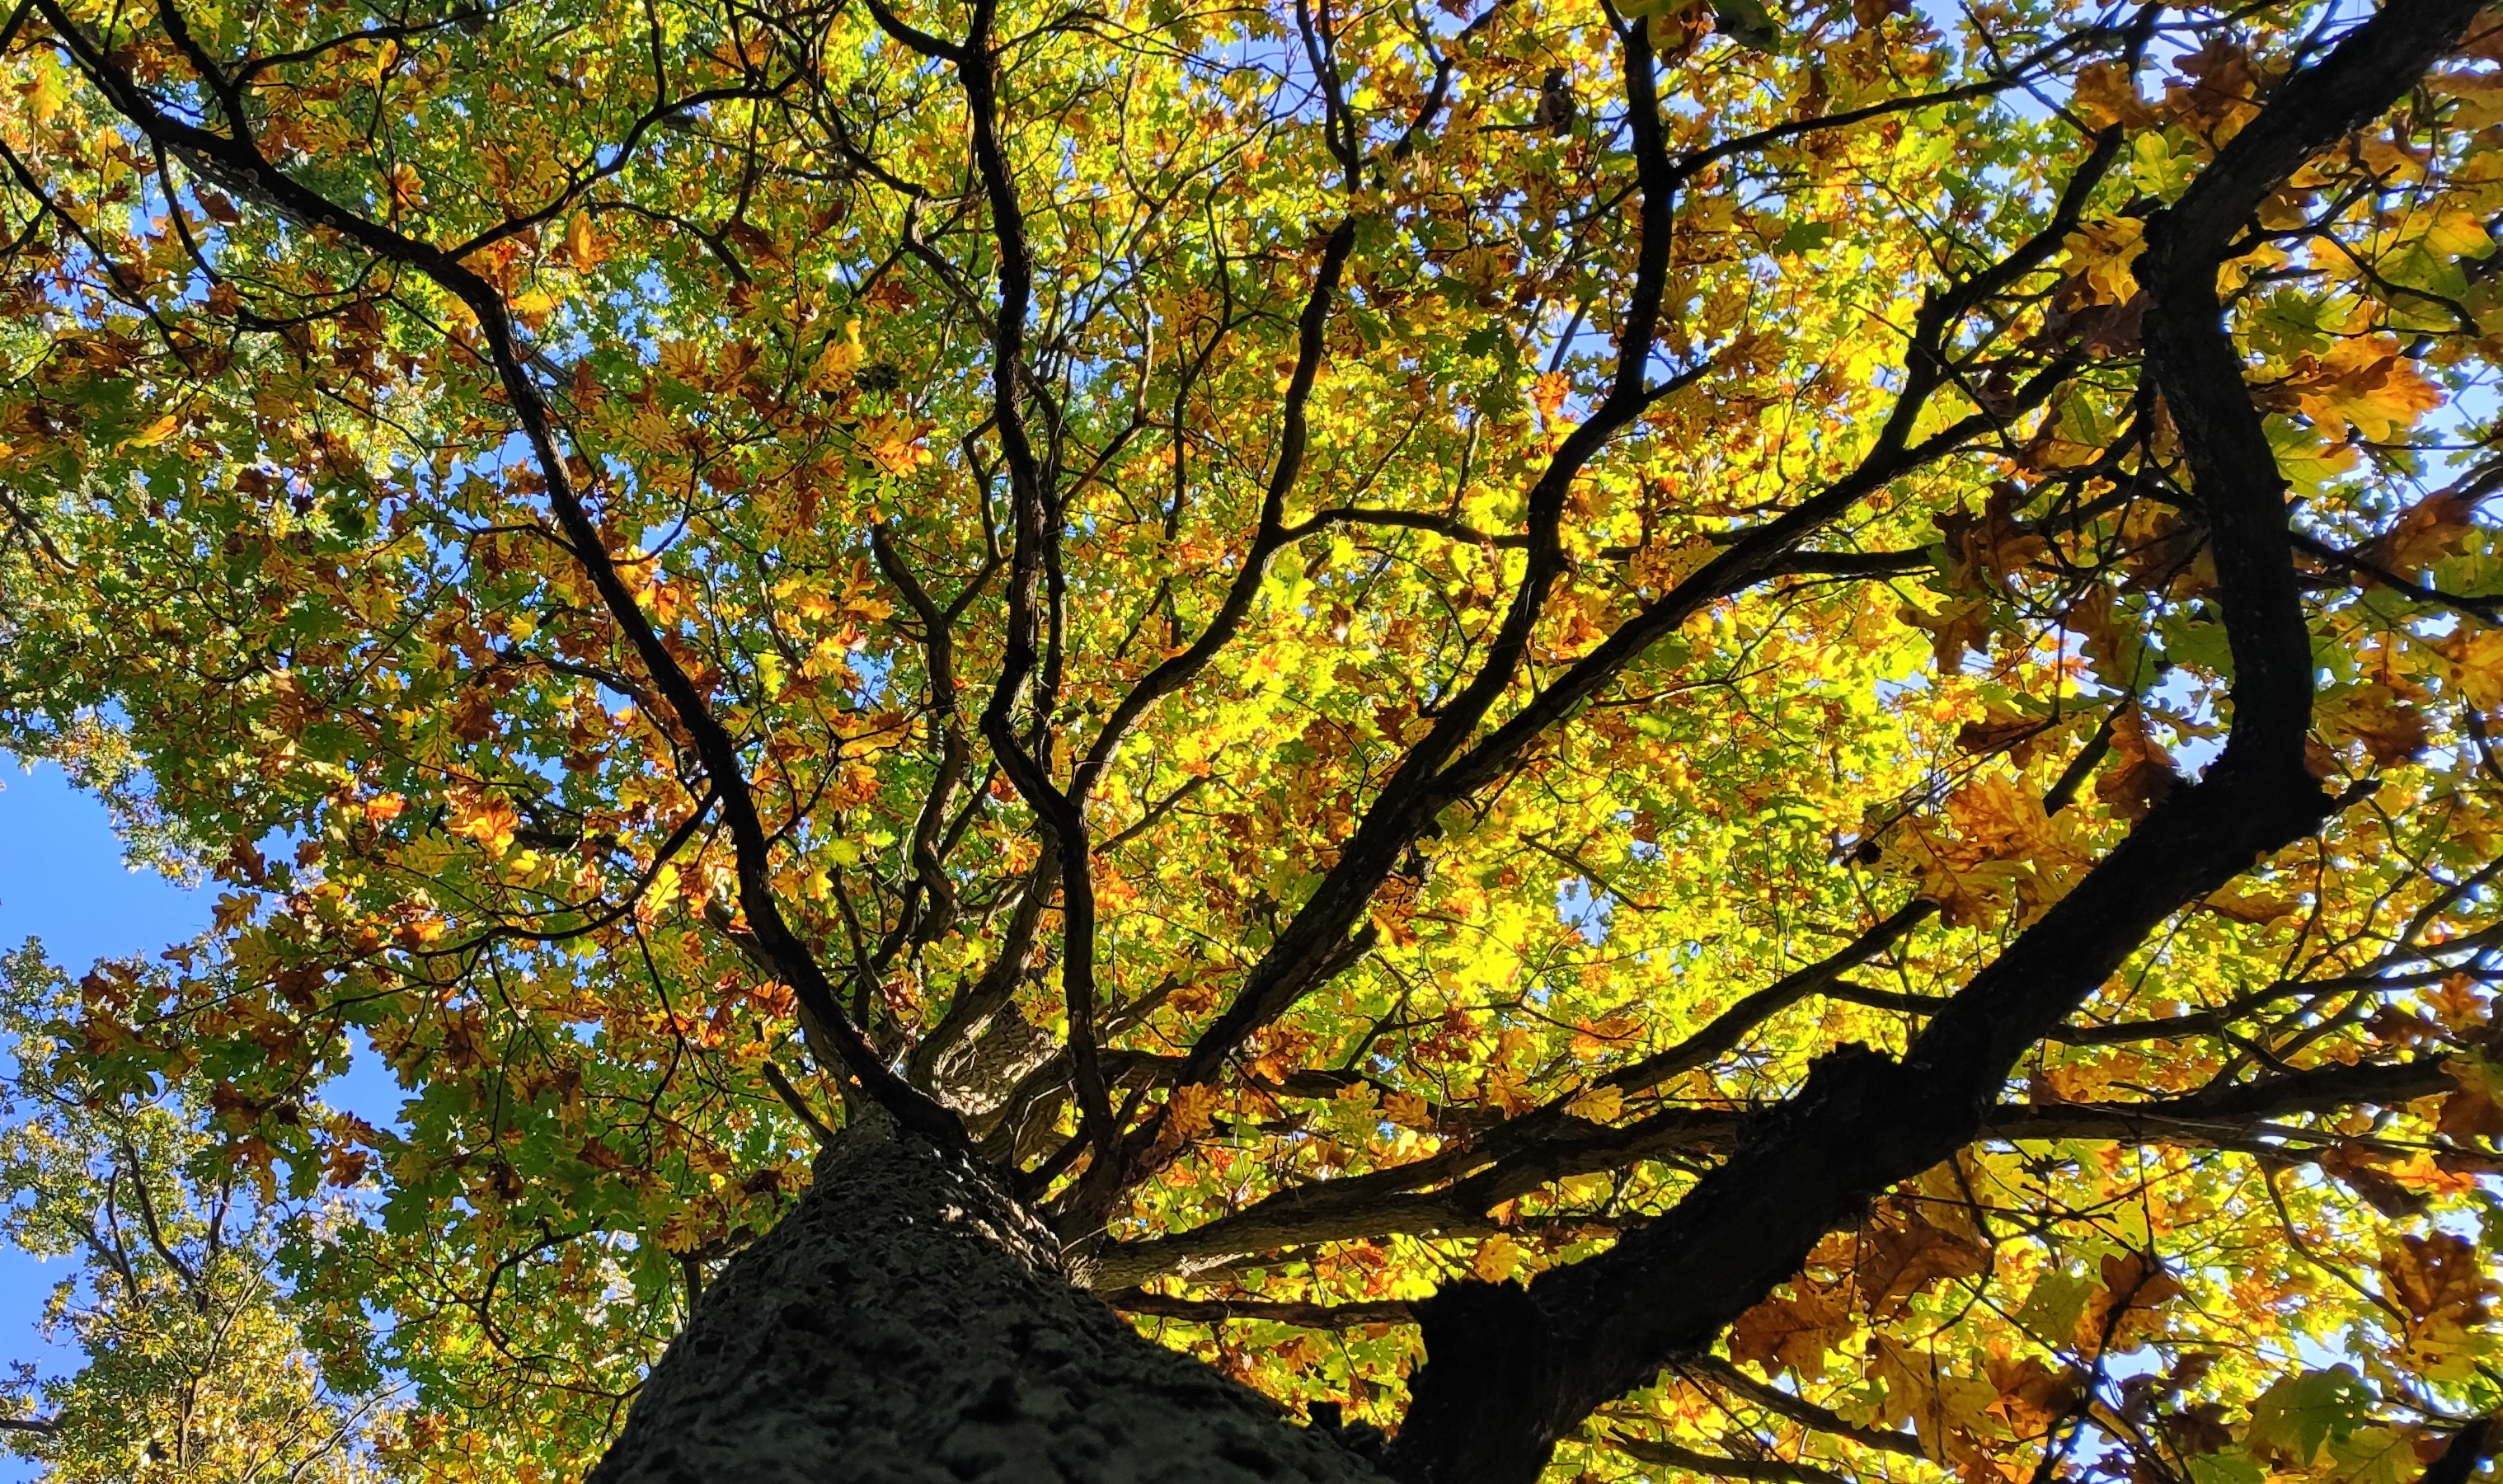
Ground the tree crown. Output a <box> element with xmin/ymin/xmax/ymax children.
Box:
<box><xmin>2</xmin><ymin>0</ymin><xmax>2502</xmax><ymax>1475</ymax></box>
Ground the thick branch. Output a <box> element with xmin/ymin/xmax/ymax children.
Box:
<box><xmin>2418</xmin><ymin>1419</ymin><xmax>2496</xmax><ymax>1484</ymax></box>
<box><xmin>31</xmin><ymin>0</ymin><xmax>963</xmax><ymax>1146</ymax></box>
<box><xmin>1600</xmin><ymin>1434</ymin><xmax>1846</xmax><ymax>1484</ymax></box>
<box><xmin>1109</xmin><ymin>1290</ymin><xmax>1416</xmax><ymax>1328</ymax></box>
<box><xmin>1381</xmin><ymin>7</ymin><xmax>2467</xmax><ymax>1476</ymax></box>
<box><xmin>1090</xmin><ymin>1058</ymin><xmax>2458</xmax><ymax>1287</ymax></box>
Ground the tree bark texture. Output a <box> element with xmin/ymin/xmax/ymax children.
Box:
<box><xmin>586</xmin><ymin>1124</ymin><xmax>1383</xmax><ymax>1484</ymax></box>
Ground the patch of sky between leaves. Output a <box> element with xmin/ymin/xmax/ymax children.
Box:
<box><xmin>0</xmin><ymin>758</ymin><xmax>410</xmax><ymax>1138</ymax></box>
<box><xmin>0</xmin><ymin>761</ymin><xmax>420</xmax><ymax>1438</ymax></box>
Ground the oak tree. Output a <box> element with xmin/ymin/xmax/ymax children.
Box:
<box><xmin>2</xmin><ymin>0</ymin><xmax>2502</xmax><ymax>1477</ymax></box>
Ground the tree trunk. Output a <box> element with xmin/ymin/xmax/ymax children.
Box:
<box><xmin>587</xmin><ymin>1123</ymin><xmax>1385</xmax><ymax>1483</ymax></box>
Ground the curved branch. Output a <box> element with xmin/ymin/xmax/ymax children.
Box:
<box><xmin>1091</xmin><ymin>1057</ymin><xmax>2460</xmax><ymax>1288</ymax></box>
<box><xmin>1677</xmin><ymin>1356</ymin><xmax>1927</xmax><ymax>1460</ymax></box>
<box><xmin>1381</xmin><ymin>4</ymin><xmax>2468</xmax><ymax>1474</ymax></box>
<box><xmin>29</xmin><ymin>0</ymin><xmax>965</xmax><ymax>1146</ymax></box>
<box><xmin>1107</xmin><ymin>1290</ymin><xmax>1416</xmax><ymax>1328</ymax></box>
<box><xmin>1600</xmin><ymin>1433</ymin><xmax>1848</xmax><ymax>1484</ymax></box>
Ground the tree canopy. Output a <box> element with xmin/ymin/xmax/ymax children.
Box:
<box><xmin>2</xmin><ymin>0</ymin><xmax>2502</xmax><ymax>1475</ymax></box>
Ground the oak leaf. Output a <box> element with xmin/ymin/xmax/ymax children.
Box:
<box><xmin>1472</xmin><ymin>1234</ymin><xmax>1526</xmax><ymax>1283</ymax></box>
<box><xmin>2247</xmin><ymin>1368</ymin><xmax>2369</xmax><ymax>1467</ymax></box>
<box><xmin>2265</xmin><ymin>338</ymin><xmax>2444</xmax><ymax>444</ymax></box>
<box><xmin>1855</xmin><ymin>1216</ymin><xmax>1989</xmax><ymax>1317</ymax></box>
<box><xmin>2436</xmin><ymin>1054</ymin><xmax>2503</xmax><ymax>1138</ymax></box>
<box><xmin>1167</xmin><ymin>1082</ymin><xmax>1220</xmax><ymax>1139</ymax></box>
<box><xmin>1727</xmin><ymin>1282</ymin><xmax>1853</xmax><ymax>1379</ymax></box>
<box><xmin>1982</xmin><ymin>1355</ymin><xmax>2080</xmax><ymax>1438</ymax></box>
<box><xmin>2361</xmin><ymin>487</ymin><xmax>2477</xmax><ymax>580</ymax></box>
<box><xmin>564</xmin><ymin>211</ymin><xmax>605</xmax><ymax>271</ymax></box>
<box><xmin>2097</xmin><ymin>704</ymin><xmax>2183</xmax><ymax>823</ymax></box>
<box><xmin>2322</xmin><ymin>683</ymin><xmax>2431</xmax><ymax>767</ymax></box>
<box><xmin>2076</xmin><ymin>1251</ymin><xmax>2181</xmax><ymax>1355</ymax></box>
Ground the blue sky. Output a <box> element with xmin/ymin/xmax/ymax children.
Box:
<box><xmin>0</xmin><ymin>761</ymin><xmax>210</xmax><ymax>1475</ymax></box>
<box><xmin>0</xmin><ymin>763</ymin><xmax>406</xmax><ymax>1474</ymax></box>
<box><xmin>0</xmin><ymin>762</ymin><xmax>209</xmax><ymax>987</ymax></box>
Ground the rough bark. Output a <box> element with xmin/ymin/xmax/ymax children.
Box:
<box><xmin>587</xmin><ymin>1121</ymin><xmax>1383</xmax><ymax>1484</ymax></box>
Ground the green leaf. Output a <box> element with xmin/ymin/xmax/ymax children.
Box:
<box><xmin>2013</xmin><ymin>1268</ymin><xmax>2090</xmax><ymax>1348</ymax></box>
<box><xmin>2327</xmin><ymin>1427</ymin><xmax>2418</xmax><ymax>1484</ymax></box>
<box><xmin>2188</xmin><ymin>1455</ymin><xmax>2265</xmax><ymax>1484</ymax></box>
<box><xmin>1710</xmin><ymin>0</ymin><xmax>1782</xmax><ymax>49</ymax></box>
<box><xmin>1773</xmin><ymin>220</ymin><xmax>1834</xmax><ymax>256</ymax></box>
<box><xmin>2247</xmin><ymin>1368</ymin><xmax>2370</xmax><ymax>1468</ymax></box>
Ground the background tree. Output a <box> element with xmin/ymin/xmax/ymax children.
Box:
<box><xmin>1</xmin><ymin>0</ymin><xmax>2501</xmax><ymax>1476</ymax></box>
<box><xmin>0</xmin><ymin>944</ymin><xmax>403</xmax><ymax>1479</ymax></box>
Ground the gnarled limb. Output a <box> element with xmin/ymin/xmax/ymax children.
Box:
<box><xmin>25</xmin><ymin>0</ymin><xmax>965</xmax><ymax>1147</ymax></box>
<box><xmin>1090</xmin><ymin>1057</ymin><xmax>2463</xmax><ymax>1287</ymax></box>
<box><xmin>1378</xmin><ymin>5</ymin><xmax>2472</xmax><ymax>1477</ymax></box>
<box><xmin>1151</xmin><ymin>68</ymin><xmax>2125</xmax><ymax>1162</ymax></box>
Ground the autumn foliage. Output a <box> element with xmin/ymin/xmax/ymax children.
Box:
<box><xmin>2</xmin><ymin>0</ymin><xmax>2502</xmax><ymax>1476</ymax></box>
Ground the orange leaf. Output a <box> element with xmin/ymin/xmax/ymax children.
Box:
<box><xmin>1728</xmin><ymin>1282</ymin><xmax>1853</xmax><ymax>1379</ymax></box>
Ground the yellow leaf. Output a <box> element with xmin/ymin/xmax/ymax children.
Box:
<box><xmin>449</xmin><ymin>790</ymin><xmax>519</xmax><ymax>857</ymax></box>
<box><xmin>2378</xmin><ymin>493</ymin><xmax>2479</xmax><ymax>587</ymax></box>
<box><xmin>2075</xmin><ymin>1251</ymin><xmax>2181</xmax><ymax>1355</ymax></box>
<box><xmin>2059</xmin><ymin>217</ymin><xmax>2146</xmax><ymax>306</ymax></box>
<box><xmin>2445</xmin><ymin>627</ymin><xmax>2503</xmax><ymax>711</ymax></box>
<box><xmin>1565</xmin><ymin>1083</ymin><xmax>1622</xmax><ymax>1122</ymax></box>
<box><xmin>1729</xmin><ymin>1283</ymin><xmax>1853</xmax><ymax>1380</ymax></box>
<box><xmin>2069</xmin><ymin>61</ymin><xmax>2156</xmax><ymax>130</ymax></box>
<box><xmin>1472</xmin><ymin>1233</ymin><xmax>1524</xmax><ymax>1283</ymax></box>
<box><xmin>2379</xmin><ymin>1233</ymin><xmax>2496</xmax><ymax>1379</ymax></box>
<box><xmin>655</xmin><ymin>1206</ymin><xmax>710</xmax><ymax>1254</ymax></box>
<box><xmin>1630</xmin><ymin>536</ymin><xmax>1715</xmax><ymax>594</ymax></box>
<box><xmin>1529</xmin><ymin>371</ymin><xmax>1571</xmax><ymax>421</ymax></box>
<box><xmin>123</xmin><ymin>412</ymin><xmax>181</xmax><ymax>448</ymax></box>
<box><xmin>1383</xmin><ymin>1091</ymin><xmax>1434</xmax><ymax>1129</ymax></box>
<box><xmin>1167</xmin><ymin>1082</ymin><xmax>1219</xmax><ymax>1138</ymax></box>
<box><xmin>2321</xmin><ymin>683</ymin><xmax>2430</xmax><ymax>766</ymax></box>
<box><xmin>1481</xmin><ymin>1066</ymin><xmax>1534</xmax><ymax>1115</ymax></box>
<box><xmin>24</xmin><ymin>53</ymin><xmax>68</xmax><ymax>124</ymax></box>
<box><xmin>659</xmin><ymin>339</ymin><xmax>710</xmax><ymax>384</ymax></box>
<box><xmin>2205</xmin><ymin>883</ymin><xmax>2299</xmax><ymax>923</ymax></box>
<box><xmin>809</xmin><ymin>320</ymin><xmax>866</xmax><ymax>391</ymax></box>
<box><xmin>1984</xmin><ymin>1355</ymin><xmax>2081</xmax><ymax>1437</ymax></box>
<box><xmin>2417</xmin><ymin>204</ymin><xmax>2492</xmax><ymax>259</ymax></box>
<box><xmin>860</xmin><ymin>411</ymin><xmax>933</xmax><ymax>475</ymax></box>
<box><xmin>1855</xmin><ymin>1215</ymin><xmax>1988</xmax><ymax>1317</ymax></box>
<box><xmin>2276</xmin><ymin>336</ymin><xmax>2444</xmax><ymax>443</ymax></box>
<box><xmin>384</xmin><ymin>162</ymin><xmax>424</xmax><ymax>213</ymax></box>
<box><xmin>1900</xmin><ymin>596</ymin><xmax>1993</xmax><ymax>670</ymax></box>
<box><xmin>565</xmin><ymin>210</ymin><xmax>604</xmax><ymax>271</ymax></box>
<box><xmin>2433</xmin><ymin>67</ymin><xmax>2503</xmax><ymax>129</ymax></box>
<box><xmin>512</xmin><ymin>289</ymin><xmax>558</xmax><ymax>331</ymax></box>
